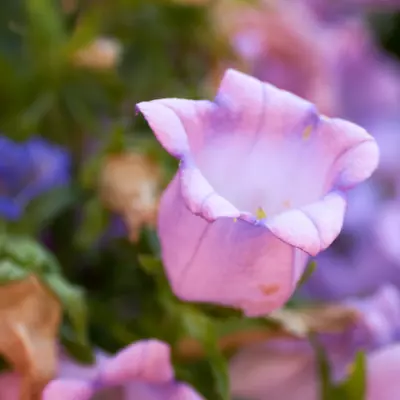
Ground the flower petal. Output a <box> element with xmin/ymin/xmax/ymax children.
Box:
<box><xmin>374</xmin><ymin>202</ymin><xmax>400</xmax><ymax>265</ymax></box>
<box><xmin>180</xmin><ymin>159</ymin><xmax>240</xmax><ymax>221</ymax></box>
<box><xmin>216</xmin><ymin>68</ymin><xmax>319</xmax><ymax>138</ymax></box>
<box><xmin>0</xmin><ymin>197</ymin><xmax>22</xmax><ymax>220</ymax></box>
<box><xmin>100</xmin><ymin>340</ymin><xmax>173</xmax><ymax>386</ymax></box>
<box><xmin>42</xmin><ymin>379</ymin><xmax>92</xmax><ymax>400</ymax></box>
<box><xmin>136</xmin><ymin>100</ymin><xmax>214</xmax><ymax>158</ymax></box>
<box><xmin>367</xmin><ymin>345</ymin><xmax>400</xmax><ymax>400</ymax></box>
<box><xmin>229</xmin><ymin>341</ymin><xmax>318</xmax><ymax>400</ymax></box>
<box><xmin>315</xmin><ymin>117</ymin><xmax>379</xmax><ymax>189</ymax></box>
<box><xmin>169</xmin><ymin>383</ymin><xmax>205</xmax><ymax>400</ymax></box>
<box><xmin>264</xmin><ymin>191</ymin><xmax>347</xmax><ymax>256</ymax></box>
<box><xmin>158</xmin><ymin>176</ymin><xmax>301</xmax><ymax>316</ymax></box>
<box><xmin>349</xmin><ymin>285</ymin><xmax>400</xmax><ymax>347</ymax></box>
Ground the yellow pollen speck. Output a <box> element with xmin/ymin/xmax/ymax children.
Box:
<box><xmin>283</xmin><ymin>200</ymin><xmax>291</xmax><ymax>209</ymax></box>
<box><xmin>256</xmin><ymin>207</ymin><xmax>267</xmax><ymax>220</ymax></box>
<box><xmin>259</xmin><ymin>284</ymin><xmax>280</xmax><ymax>296</ymax></box>
<box><xmin>233</xmin><ymin>217</ymin><xmax>237</xmax><ymax>223</ymax></box>
<box><xmin>302</xmin><ymin>125</ymin><xmax>313</xmax><ymax>140</ymax></box>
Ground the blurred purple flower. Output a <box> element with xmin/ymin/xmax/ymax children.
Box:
<box><xmin>301</xmin><ymin>178</ymin><xmax>400</xmax><ymax>300</ymax></box>
<box><xmin>307</xmin><ymin>0</ymin><xmax>400</xmax><ymax>22</ymax></box>
<box><xmin>229</xmin><ymin>285</ymin><xmax>400</xmax><ymax>400</ymax></box>
<box><xmin>302</xmin><ymin>233</ymin><xmax>400</xmax><ymax>301</ymax></box>
<box><xmin>374</xmin><ymin>202</ymin><xmax>400</xmax><ymax>267</ymax></box>
<box><xmin>0</xmin><ymin>136</ymin><xmax>70</xmax><ymax>220</ymax></box>
<box><xmin>137</xmin><ymin>68</ymin><xmax>378</xmax><ymax>317</ymax></box>
<box><xmin>297</xmin><ymin>18</ymin><xmax>400</xmax><ymax>301</ymax></box>
<box><xmin>43</xmin><ymin>340</ymin><xmax>203</xmax><ymax>400</ymax></box>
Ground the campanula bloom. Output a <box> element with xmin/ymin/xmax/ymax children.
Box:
<box><xmin>137</xmin><ymin>68</ymin><xmax>379</xmax><ymax>316</ymax></box>
<box><xmin>229</xmin><ymin>285</ymin><xmax>400</xmax><ymax>400</ymax></box>
<box><xmin>0</xmin><ymin>136</ymin><xmax>70</xmax><ymax>220</ymax></box>
<box><xmin>43</xmin><ymin>339</ymin><xmax>203</xmax><ymax>400</ymax></box>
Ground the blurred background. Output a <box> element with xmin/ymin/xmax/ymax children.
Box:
<box><xmin>1</xmin><ymin>0</ymin><xmax>400</xmax><ymax>399</ymax></box>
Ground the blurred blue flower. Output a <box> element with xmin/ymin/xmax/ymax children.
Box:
<box><xmin>0</xmin><ymin>136</ymin><xmax>70</xmax><ymax>220</ymax></box>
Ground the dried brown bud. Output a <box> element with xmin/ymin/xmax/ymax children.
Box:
<box><xmin>170</xmin><ymin>0</ymin><xmax>210</xmax><ymax>4</ymax></box>
<box><xmin>62</xmin><ymin>0</ymin><xmax>77</xmax><ymax>13</ymax></box>
<box><xmin>0</xmin><ymin>276</ymin><xmax>61</xmax><ymax>400</ymax></box>
<box><xmin>100</xmin><ymin>153</ymin><xmax>161</xmax><ymax>241</ymax></box>
<box><xmin>269</xmin><ymin>305</ymin><xmax>359</xmax><ymax>337</ymax></box>
<box><xmin>72</xmin><ymin>37</ymin><xmax>122</xmax><ymax>70</ymax></box>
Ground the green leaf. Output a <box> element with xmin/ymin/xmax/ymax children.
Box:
<box><xmin>181</xmin><ymin>308</ymin><xmax>230</xmax><ymax>400</ymax></box>
<box><xmin>60</xmin><ymin>324</ymin><xmax>95</xmax><ymax>364</ymax></box>
<box><xmin>0</xmin><ymin>259</ymin><xmax>29</xmax><ymax>284</ymax></box>
<box><xmin>25</xmin><ymin>0</ymin><xmax>65</xmax><ymax>53</ymax></box>
<box><xmin>44</xmin><ymin>273</ymin><xmax>88</xmax><ymax>345</ymax></box>
<box><xmin>335</xmin><ymin>351</ymin><xmax>366</xmax><ymax>400</ymax></box>
<box><xmin>297</xmin><ymin>260</ymin><xmax>317</xmax><ymax>289</ymax></box>
<box><xmin>79</xmin><ymin>154</ymin><xmax>104</xmax><ymax>189</ymax></box>
<box><xmin>105</xmin><ymin>121</ymin><xmax>127</xmax><ymax>154</ymax></box>
<box><xmin>20</xmin><ymin>91</ymin><xmax>56</xmax><ymax>132</ymax></box>
<box><xmin>75</xmin><ymin>197</ymin><xmax>110</xmax><ymax>248</ymax></box>
<box><xmin>66</xmin><ymin>8</ymin><xmax>104</xmax><ymax>55</ymax></box>
<box><xmin>138</xmin><ymin>254</ymin><xmax>163</xmax><ymax>276</ymax></box>
<box><xmin>2</xmin><ymin>235</ymin><xmax>59</xmax><ymax>275</ymax></box>
<box><xmin>309</xmin><ymin>333</ymin><xmax>335</xmax><ymax>400</ymax></box>
<box><xmin>24</xmin><ymin>185</ymin><xmax>78</xmax><ymax>231</ymax></box>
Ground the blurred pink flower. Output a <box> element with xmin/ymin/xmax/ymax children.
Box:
<box><xmin>326</xmin><ymin>19</ymin><xmax>400</xmax><ymax>126</ymax></box>
<box><xmin>229</xmin><ymin>285</ymin><xmax>400</xmax><ymax>400</ymax></box>
<box><xmin>367</xmin><ymin>344</ymin><xmax>400</xmax><ymax>400</ymax></box>
<box><xmin>137</xmin><ymin>68</ymin><xmax>378</xmax><ymax>317</ymax></box>
<box><xmin>300</xmin><ymin>19</ymin><xmax>400</xmax><ymax>300</ymax></box>
<box><xmin>0</xmin><ymin>372</ymin><xmax>20</xmax><ymax>400</ymax></box>
<box><xmin>216</xmin><ymin>0</ymin><xmax>337</xmax><ymax>115</ymax></box>
<box><xmin>43</xmin><ymin>340</ymin><xmax>203</xmax><ymax>400</ymax></box>
<box><xmin>230</xmin><ymin>340</ymin><xmax>318</xmax><ymax>400</ymax></box>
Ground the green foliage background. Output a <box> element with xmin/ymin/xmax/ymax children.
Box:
<box><xmin>0</xmin><ymin>1</ymin><xmax>399</xmax><ymax>399</ymax></box>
